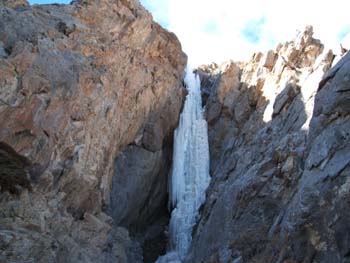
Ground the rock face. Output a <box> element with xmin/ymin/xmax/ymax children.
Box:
<box><xmin>187</xmin><ymin>27</ymin><xmax>350</xmax><ymax>262</ymax></box>
<box><xmin>2</xmin><ymin>2</ymin><xmax>349</xmax><ymax>262</ymax></box>
<box><xmin>0</xmin><ymin>0</ymin><xmax>186</xmax><ymax>262</ymax></box>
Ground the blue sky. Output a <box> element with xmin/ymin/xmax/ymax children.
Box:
<box><xmin>28</xmin><ymin>0</ymin><xmax>350</xmax><ymax>66</ymax></box>
<box><xmin>241</xmin><ymin>17</ymin><xmax>266</xmax><ymax>44</ymax></box>
<box><xmin>140</xmin><ymin>0</ymin><xmax>350</xmax><ymax>66</ymax></box>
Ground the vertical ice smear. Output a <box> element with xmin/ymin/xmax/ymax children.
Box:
<box><xmin>156</xmin><ymin>66</ymin><xmax>211</xmax><ymax>262</ymax></box>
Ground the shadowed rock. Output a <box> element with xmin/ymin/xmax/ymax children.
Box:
<box><xmin>0</xmin><ymin>142</ymin><xmax>31</xmax><ymax>194</ymax></box>
<box><xmin>186</xmin><ymin>26</ymin><xmax>350</xmax><ymax>263</ymax></box>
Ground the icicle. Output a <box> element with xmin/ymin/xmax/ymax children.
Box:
<box><xmin>158</xmin><ymin>65</ymin><xmax>211</xmax><ymax>262</ymax></box>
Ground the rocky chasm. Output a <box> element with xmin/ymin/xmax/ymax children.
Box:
<box><xmin>1</xmin><ymin>1</ymin><xmax>350</xmax><ymax>263</ymax></box>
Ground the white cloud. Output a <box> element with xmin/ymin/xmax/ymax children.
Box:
<box><xmin>141</xmin><ymin>0</ymin><xmax>350</xmax><ymax>66</ymax></box>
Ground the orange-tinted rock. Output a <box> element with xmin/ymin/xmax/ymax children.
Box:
<box><xmin>0</xmin><ymin>0</ymin><xmax>186</xmax><ymax>262</ymax></box>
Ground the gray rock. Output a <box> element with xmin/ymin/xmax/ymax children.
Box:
<box><xmin>0</xmin><ymin>41</ymin><xmax>7</xmax><ymax>58</ymax></box>
<box><xmin>109</xmin><ymin>145</ymin><xmax>168</xmax><ymax>229</ymax></box>
<box><xmin>188</xmin><ymin>27</ymin><xmax>348</xmax><ymax>263</ymax></box>
<box><xmin>272</xmin><ymin>82</ymin><xmax>300</xmax><ymax>117</ymax></box>
<box><xmin>108</xmin><ymin>144</ymin><xmax>172</xmax><ymax>262</ymax></box>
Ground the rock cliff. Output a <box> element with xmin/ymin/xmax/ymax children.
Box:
<box><xmin>0</xmin><ymin>0</ymin><xmax>186</xmax><ymax>262</ymax></box>
<box><xmin>1</xmin><ymin>0</ymin><xmax>350</xmax><ymax>262</ymax></box>
<box><xmin>187</xmin><ymin>26</ymin><xmax>350</xmax><ymax>262</ymax></box>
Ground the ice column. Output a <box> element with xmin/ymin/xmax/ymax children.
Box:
<box><xmin>159</xmin><ymin>66</ymin><xmax>211</xmax><ymax>262</ymax></box>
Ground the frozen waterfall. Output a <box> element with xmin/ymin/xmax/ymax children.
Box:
<box><xmin>156</xmin><ymin>67</ymin><xmax>211</xmax><ymax>263</ymax></box>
